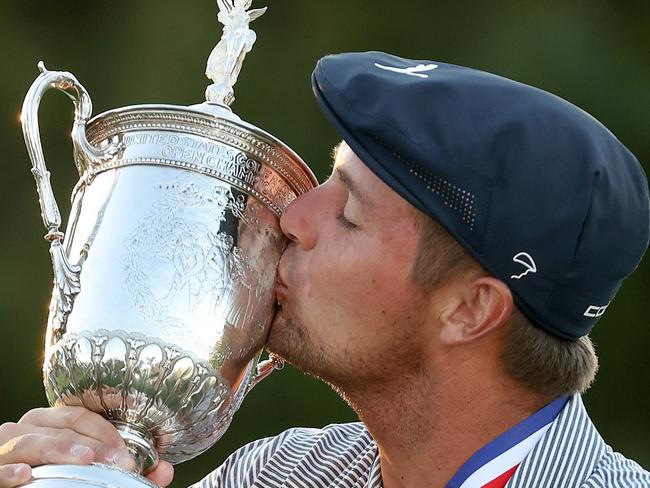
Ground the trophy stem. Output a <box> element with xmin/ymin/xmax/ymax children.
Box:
<box><xmin>112</xmin><ymin>421</ymin><xmax>159</xmax><ymax>475</ymax></box>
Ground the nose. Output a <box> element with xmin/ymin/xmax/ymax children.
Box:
<box><xmin>280</xmin><ymin>188</ymin><xmax>319</xmax><ymax>251</ymax></box>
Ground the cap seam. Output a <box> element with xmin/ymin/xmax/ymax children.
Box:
<box><xmin>540</xmin><ymin>169</ymin><xmax>599</xmax><ymax>339</ymax></box>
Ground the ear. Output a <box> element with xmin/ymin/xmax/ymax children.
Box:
<box><xmin>439</xmin><ymin>277</ymin><xmax>513</xmax><ymax>345</ymax></box>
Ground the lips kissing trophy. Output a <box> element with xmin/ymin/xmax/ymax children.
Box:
<box><xmin>20</xmin><ymin>1</ymin><xmax>317</xmax><ymax>486</ymax></box>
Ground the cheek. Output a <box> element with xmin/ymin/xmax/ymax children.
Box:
<box><xmin>304</xmin><ymin>234</ymin><xmax>418</xmax><ymax>323</ymax></box>
<box><xmin>358</xmin><ymin>223</ymin><xmax>422</xmax><ymax>312</ymax></box>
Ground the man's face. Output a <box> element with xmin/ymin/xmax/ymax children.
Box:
<box><xmin>268</xmin><ymin>142</ymin><xmax>432</xmax><ymax>390</ymax></box>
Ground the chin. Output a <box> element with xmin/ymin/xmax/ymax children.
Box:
<box><xmin>266</xmin><ymin>309</ymin><xmax>326</xmax><ymax>376</ymax></box>
<box><xmin>266</xmin><ymin>307</ymin><xmax>359</xmax><ymax>390</ymax></box>
<box><xmin>266</xmin><ymin>308</ymin><xmax>303</xmax><ymax>358</ymax></box>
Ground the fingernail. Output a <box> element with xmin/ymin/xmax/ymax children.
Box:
<box><xmin>70</xmin><ymin>444</ymin><xmax>93</xmax><ymax>459</ymax></box>
<box><xmin>108</xmin><ymin>449</ymin><xmax>135</xmax><ymax>470</ymax></box>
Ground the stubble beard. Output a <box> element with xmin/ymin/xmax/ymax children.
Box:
<box><xmin>267</xmin><ymin>305</ymin><xmax>427</xmax><ymax>401</ymax></box>
<box><xmin>266</xmin><ymin>307</ymin><xmax>334</xmax><ymax>381</ymax></box>
<box><xmin>267</xmin><ymin>298</ymin><xmax>438</xmax><ymax>450</ymax></box>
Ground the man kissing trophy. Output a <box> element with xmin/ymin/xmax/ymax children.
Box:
<box><xmin>20</xmin><ymin>1</ymin><xmax>317</xmax><ymax>486</ymax></box>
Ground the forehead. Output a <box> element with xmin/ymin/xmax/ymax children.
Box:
<box><xmin>332</xmin><ymin>141</ymin><xmax>413</xmax><ymax>216</ymax></box>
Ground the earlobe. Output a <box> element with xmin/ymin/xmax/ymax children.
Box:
<box><xmin>439</xmin><ymin>277</ymin><xmax>513</xmax><ymax>345</ymax></box>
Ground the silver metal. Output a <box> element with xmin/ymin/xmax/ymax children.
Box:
<box><xmin>205</xmin><ymin>0</ymin><xmax>267</xmax><ymax>106</ymax></box>
<box><xmin>21</xmin><ymin>62</ymin><xmax>125</xmax><ymax>335</ymax></box>
<box><xmin>20</xmin><ymin>3</ymin><xmax>316</xmax><ymax>486</ymax></box>
<box><xmin>28</xmin><ymin>464</ymin><xmax>159</xmax><ymax>488</ymax></box>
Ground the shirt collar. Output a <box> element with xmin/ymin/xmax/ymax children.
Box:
<box><xmin>445</xmin><ymin>395</ymin><xmax>569</xmax><ymax>488</ymax></box>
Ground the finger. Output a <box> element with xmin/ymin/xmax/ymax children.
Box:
<box><xmin>0</xmin><ymin>434</ymin><xmax>94</xmax><ymax>467</ymax></box>
<box><xmin>1</xmin><ymin>423</ymin><xmax>105</xmax><ymax>457</ymax></box>
<box><xmin>19</xmin><ymin>408</ymin><xmax>124</xmax><ymax>447</ymax></box>
<box><xmin>93</xmin><ymin>446</ymin><xmax>136</xmax><ymax>472</ymax></box>
<box><xmin>1</xmin><ymin>422</ymin><xmax>134</xmax><ymax>472</ymax></box>
<box><xmin>0</xmin><ymin>464</ymin><xmax>31</xmax><ymax>488</ymax></box>
<box><xmin>146</xmin><ymin>461</ymin><xmax>174</xmax><ymax>488</ymax></box>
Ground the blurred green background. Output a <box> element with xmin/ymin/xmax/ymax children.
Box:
<box><xmin>0</xmin><ymin>0</ymin><xmax>648</xmax><ymax>486</ymax></box>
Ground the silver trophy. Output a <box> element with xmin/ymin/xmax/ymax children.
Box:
<box><xmin>20</xmin><ymin>1</ymin><xmax>316</xmax><ymax>486</ymax></box>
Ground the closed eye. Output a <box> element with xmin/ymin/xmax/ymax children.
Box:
<box><xmin>337</xmin><ymin>212</ymin><xmax>358</xmax><ymax>230</ymax></box>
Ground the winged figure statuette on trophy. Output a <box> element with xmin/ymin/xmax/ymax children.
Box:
<box><xmin>205</xmin><ymin>0</ymin><xmax>268</xmax><ymax>106</ymax></box>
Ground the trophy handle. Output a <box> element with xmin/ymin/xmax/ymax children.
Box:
<box><xmin>247</xmin><ymin>353</ymin><xmax>285</xmax><ymax>392</ymax></box>
<box><xmin>20</xmin><ymin>62</ymin><xmax>118</xmax><ymax>330</ymax></box>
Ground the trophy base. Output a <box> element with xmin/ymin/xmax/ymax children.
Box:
<box><xmin>23</xmin><ymin>463</ymin><xmax>158</xmax><ymax>487</ymax></box>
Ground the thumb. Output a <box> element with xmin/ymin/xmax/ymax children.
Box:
<box><xmin>145</xmin><ymin>461</ymin><xmax>174</xmax><ymax>488</ymax></box>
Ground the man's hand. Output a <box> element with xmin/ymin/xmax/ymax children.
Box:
<box><xmin>0</xmin><ymin>407</ymin><xmax>174</xmax><ymax>487</ymax></box>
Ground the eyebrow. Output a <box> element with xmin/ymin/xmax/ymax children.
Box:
<box><xmin>336</xmin><ymin>167</ymin><xmax>372</xmax><ymax>208</ymax></box>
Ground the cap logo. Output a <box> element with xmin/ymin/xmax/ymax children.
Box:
<box><xmin>510</xmin><ymin>252</ymin><xmax>537</xmax><ymax>279</ymax></box>
<box><xmin>583</xmin><ymin>302</ymin><xmax>610</xmax><ymax>318</ymax></box>
<box><xmin>374</xmin><ymin>62</ymin><xmax>439</xmax><ymax>79</ymax></box>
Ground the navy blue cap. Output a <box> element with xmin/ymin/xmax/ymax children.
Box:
<box><xmin>312</xmin><ymin>51</ymin><xmax>650</xmax><ymax>340</ymax></box>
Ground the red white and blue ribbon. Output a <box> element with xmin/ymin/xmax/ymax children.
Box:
<box><xmin>446</xmin><ymin>396</ymin><xmax>568</xmax><ymax>488</ymax></box>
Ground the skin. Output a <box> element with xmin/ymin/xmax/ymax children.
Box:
<box><xmin>0</xmin><ymin>142</ymin><xmax>549</xmax><ymax>488</ymax></box>
<box><xmin>0</xmin><ymin>407</ymin><xmax>174</xmax><ymax>487</ymax></box>
<box><xmin>270</xmin><ymin>142</ymin><xmax>431</xmax><ymax>391</ymax></box>
<box><xmin>269</xmin><ymin>142</ymin><xmax>550</xmax><ymax>487</ymax></box>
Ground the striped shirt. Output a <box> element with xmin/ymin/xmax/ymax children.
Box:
<box><xmin>192</xmin><ymin>394</ymin><xmax>650</xmax><ymax>487</ymax></box>
<box><xmin>448</xmin><ymin>396</ymin><xmax>568</xmax><ymax>487</ymax></box>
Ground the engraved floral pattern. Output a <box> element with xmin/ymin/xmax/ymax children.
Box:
<box><xmin>121</xmin><ymin>179</ymin><xmax>262</xmax><ymax>333</ymax></box>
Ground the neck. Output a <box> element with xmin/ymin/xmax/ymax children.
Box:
<box><xmin>341</xmin><ymin>363</ymin><xmax>550</xmax><ymax>488</ymax></box>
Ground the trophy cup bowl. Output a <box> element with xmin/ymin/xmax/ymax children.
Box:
<box><xmin>19</xmin><ymin>4</ymin><xmax>317</xmax><ymax>485</ymax></box>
